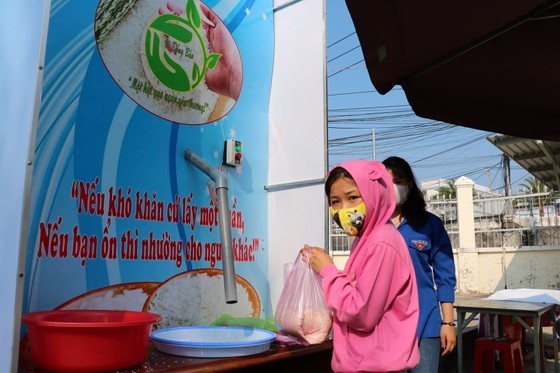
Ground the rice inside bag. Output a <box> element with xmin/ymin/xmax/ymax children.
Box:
<box><xmin>274</xmin><ymin>251</ymin><xmax>332</xmax><ymax>344</ymax></box>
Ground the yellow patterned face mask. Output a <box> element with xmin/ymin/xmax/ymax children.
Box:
<box><xmin>330</xmin><ymin>202</ymin><xmax>367</xmax><ymax>236</ymax></box>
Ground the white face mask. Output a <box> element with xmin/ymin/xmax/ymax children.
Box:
<box><xmin>394</xmin><ymin>184</ymin><xmax>410</xmax><ymax>206</ymax></box>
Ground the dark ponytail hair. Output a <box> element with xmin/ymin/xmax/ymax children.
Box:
<box><xmin>382</xmin><ymin>156</ymin><xmax>428</xmax><ymax>228</ymax></box>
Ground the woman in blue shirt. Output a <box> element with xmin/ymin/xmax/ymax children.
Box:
<box><xmin>383</xmin><ymin>156</ymin><xmax>457</xmax><ymax>373</ymax></box>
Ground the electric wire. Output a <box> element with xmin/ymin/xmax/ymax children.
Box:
<box><xmin>327</xmin><ymin>32</ymin><xmax>356</xmax><ymax>48</ymax></box>
<box><xmin>325</xmin><ymin>20</ymin><xmax>530</xmax><ymax>190</ymax></box>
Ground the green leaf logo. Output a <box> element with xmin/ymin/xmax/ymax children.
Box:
<box><xmin>143</xmin><ymin>0</ymin><xmax>221</xmax><ymax>93</ymax></box>
<box><xmin>186</xmin><ymin>0</ymin><xmax>201</xmax><ymax>29</ymax></box>
<box><xmin>206</xmin><ymin>53</ymin><xmax>221</xmax><ymax>70</ymax></box>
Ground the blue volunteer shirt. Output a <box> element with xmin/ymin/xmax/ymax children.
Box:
<box><xmin>397</xmin><ymin>212</ymin><xmax>457</xmax><ymax>338</ymax></box>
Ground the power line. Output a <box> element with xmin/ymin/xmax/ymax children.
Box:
<box><xmin>328</xmin><ymin>59</ymin><xmax>364</xmax><ymax>78</ymax></box>
<box><xmin>327</xmin><ymin>32</ymin><xmax>356</xmax><ymax>48</ymax></box>
<box><xmin>328</xmin><ymin>90</ymin><xmax>375</xmax><ymax>97</ymax></box>
<box><xmin>328</xmin><ymin>88</ymin><xmax>403</xmax><ymax>96</ymax></box>
<box><xmin>325</xmin><ymin>29</ymin><xmax>529</xmax><ymax>189</ymax></box>
<box><xmin>328</xmin><ymin>45</ymin><xmax>362</xmax><ymax>63</ymax></box>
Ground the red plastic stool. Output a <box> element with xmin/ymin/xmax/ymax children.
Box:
<box><xmin>472</xmin><ymin>337</ymin><xmax>525</xmax><ymax>373</ymax></box>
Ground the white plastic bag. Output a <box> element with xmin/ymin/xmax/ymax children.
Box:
<box><xmin>274</xmin><ymin>251</ymin><xmax>332</xmax><ymax>344</ymax></box>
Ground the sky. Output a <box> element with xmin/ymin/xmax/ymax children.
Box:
<box><xmin>0</xmin><ymin>0</ymin><xmax>531</xmax><ymax>196</ymax></box>
<box><xmin>325</xmin><ymin>0</ymin><xmax>531</xmax><ymax>193</ymax></box>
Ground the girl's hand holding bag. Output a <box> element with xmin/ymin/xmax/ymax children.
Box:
<box><xmin>274</xmin><ymin>249</ymin><xmax>333</xmax><ymax>345</ymax></box>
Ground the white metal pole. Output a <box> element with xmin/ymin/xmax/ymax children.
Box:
<box><xmin>372</xmin><ymin>128</ymin><xmax>376</xmax><ymax>161</ymax></box>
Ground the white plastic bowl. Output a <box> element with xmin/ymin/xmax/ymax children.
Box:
<box><xmin>150</xmin><ymin>326</ymin><xmax>276</xmax><ymax>358</ymax></box>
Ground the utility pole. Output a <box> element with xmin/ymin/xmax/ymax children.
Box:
<box><xmin>503</xmin><ymin>154</ymin><xmax>513</xmax><ymax>217</ymax></box>
<box><xmin>487</xmin><ymin>168</ymin><xmax>493</xmax><ymax>195</ymax></box>
<box><xmin>503</xmin><ymin>154</ymin><xmax>512</xmax><ymax>197</ymax></box>
<box><xmin>372</xmin><ymin>129</ymin><xmax>376</xmax><ymax>161</ymax></box>
<box><xmin>488</xmin><ymin>167</ymin><xmax>494</xmax><ymax>218</ymax></box>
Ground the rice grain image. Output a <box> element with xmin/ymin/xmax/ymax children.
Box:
<box><xmin>55</xmin><ymin>282</ymin><xmax>160</xmax><ymax>311</ymax></box>
<box><xmin>94</xmin><ymin>0</ymin><xmax>237</xmax><ymax>124</ymax></box>
<box><xmin>144</xmin><ymin>269</ymin><xmax>260</xmax><ymax>329</ymax></box>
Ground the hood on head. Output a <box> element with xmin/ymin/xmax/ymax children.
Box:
<box><xmin>329</xmin><ymin>160</ymin><xmax>395</xmax><ymax>235</ymax></box>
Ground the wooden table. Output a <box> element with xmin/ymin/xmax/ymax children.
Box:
<box><xmin>454</xmin><ymin>295</ymin><xmax>559</xmax><ymax>373</ymax></box>
<box><xmin>20</xmin><ymin>339</ymin><xmax>334</xmax><ymax>372</ymax></box>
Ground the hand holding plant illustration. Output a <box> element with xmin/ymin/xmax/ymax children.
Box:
<box><xmin>96</xmin><ymin>0</ymin><xmax>243</xmax><ymax>124</ymax></box>
<box><xmin>199</xmin><ymin>2</ymin><xmax>242</xmax><ymax>101</ymax></box>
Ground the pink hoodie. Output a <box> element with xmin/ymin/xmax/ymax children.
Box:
<box><xmin>320</xmin><ymin>160</ymin><xmax>420</xmax><ymax>372</ymax></box>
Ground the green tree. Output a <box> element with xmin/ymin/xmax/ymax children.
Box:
<box><xmin>519</xmin><ymin>176</ymin><xmax>548</xmax><ymax>216</ymax></box>
<box><xmin>436</xmin><ymin>180</ymin><xmax>456</xmax><ymax>199</ymax></box>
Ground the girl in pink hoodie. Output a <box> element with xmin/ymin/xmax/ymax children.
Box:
<box><xmin>303</xmin><ymin>160</ymin><xmax>420</xmax><ymax>372</ymax></box>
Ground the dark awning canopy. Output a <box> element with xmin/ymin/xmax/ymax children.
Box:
<box><xmin>345</xmin><ymin>0</ymin><xmax>560</xmax><ymax>141</ymax></box>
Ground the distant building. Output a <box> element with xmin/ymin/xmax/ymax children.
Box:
<box><xmin>420</xmin><ymin>177</ymin><xmax>492</xmax><ymax>200</ymax></box>
<box><xmin>420</xmin><ymin>178</ymin><xmax>448</xmax><ymax>200</ymax></box>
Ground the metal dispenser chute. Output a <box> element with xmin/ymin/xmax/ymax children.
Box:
<box><xmin>184</xmin><ymin>149</ymin><xmax>237</xmax><ymax>303</ymax></box>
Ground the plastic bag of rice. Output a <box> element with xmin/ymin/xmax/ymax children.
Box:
<box><xmin>274</xmin><ymin>251</ymin><xmax>332</xmax><ymax>344</ymax></box>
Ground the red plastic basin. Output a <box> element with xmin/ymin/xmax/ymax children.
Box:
<box><xmin>22</xmin><ymin>309</ymin><xmax>162</xmax><ymax>372</ymax></box>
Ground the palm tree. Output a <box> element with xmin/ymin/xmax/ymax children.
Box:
<box><xmin>435</xmin><ymin>180</ymin><xmax>456</xmax><ymax>199</ymax></box>
<box><xmin>519</xmin><ymin>176</ymin><xmax>547</xmax><ymax>194</ymax></box>
<box><xmin>519</xmin><ymin>176</ymin><xmax>548</xmax><ymax>216</ymax></box>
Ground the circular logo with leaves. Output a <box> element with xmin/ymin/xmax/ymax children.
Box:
<box><xmin>141</xmin><ymin>1</ymin><xmax>220</xmax><ymax>94</ymax></box>
<box><xmin>94</xmin><ymin>0</ymin><xmax>242</xmax><ymax>124</ymax></box>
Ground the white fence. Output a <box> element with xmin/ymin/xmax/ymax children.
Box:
<box><xmin>427</xmin><ymin>191</ymin><xmax>560</xmax><ymax>248</ymax></box>
<box><xmin>329</xmin><ymin>221</ymin><xmax>354</xmax><ymax>253</ymax></box>
<box><xmin>329</xmin><ymin>178</ymin><xmax>560</xmax><ymax>293</ymax></box>
<box><xmin>329</xmin><ymin>190</ymin><xmax>560</xmax><ymax>253</ymax></box>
